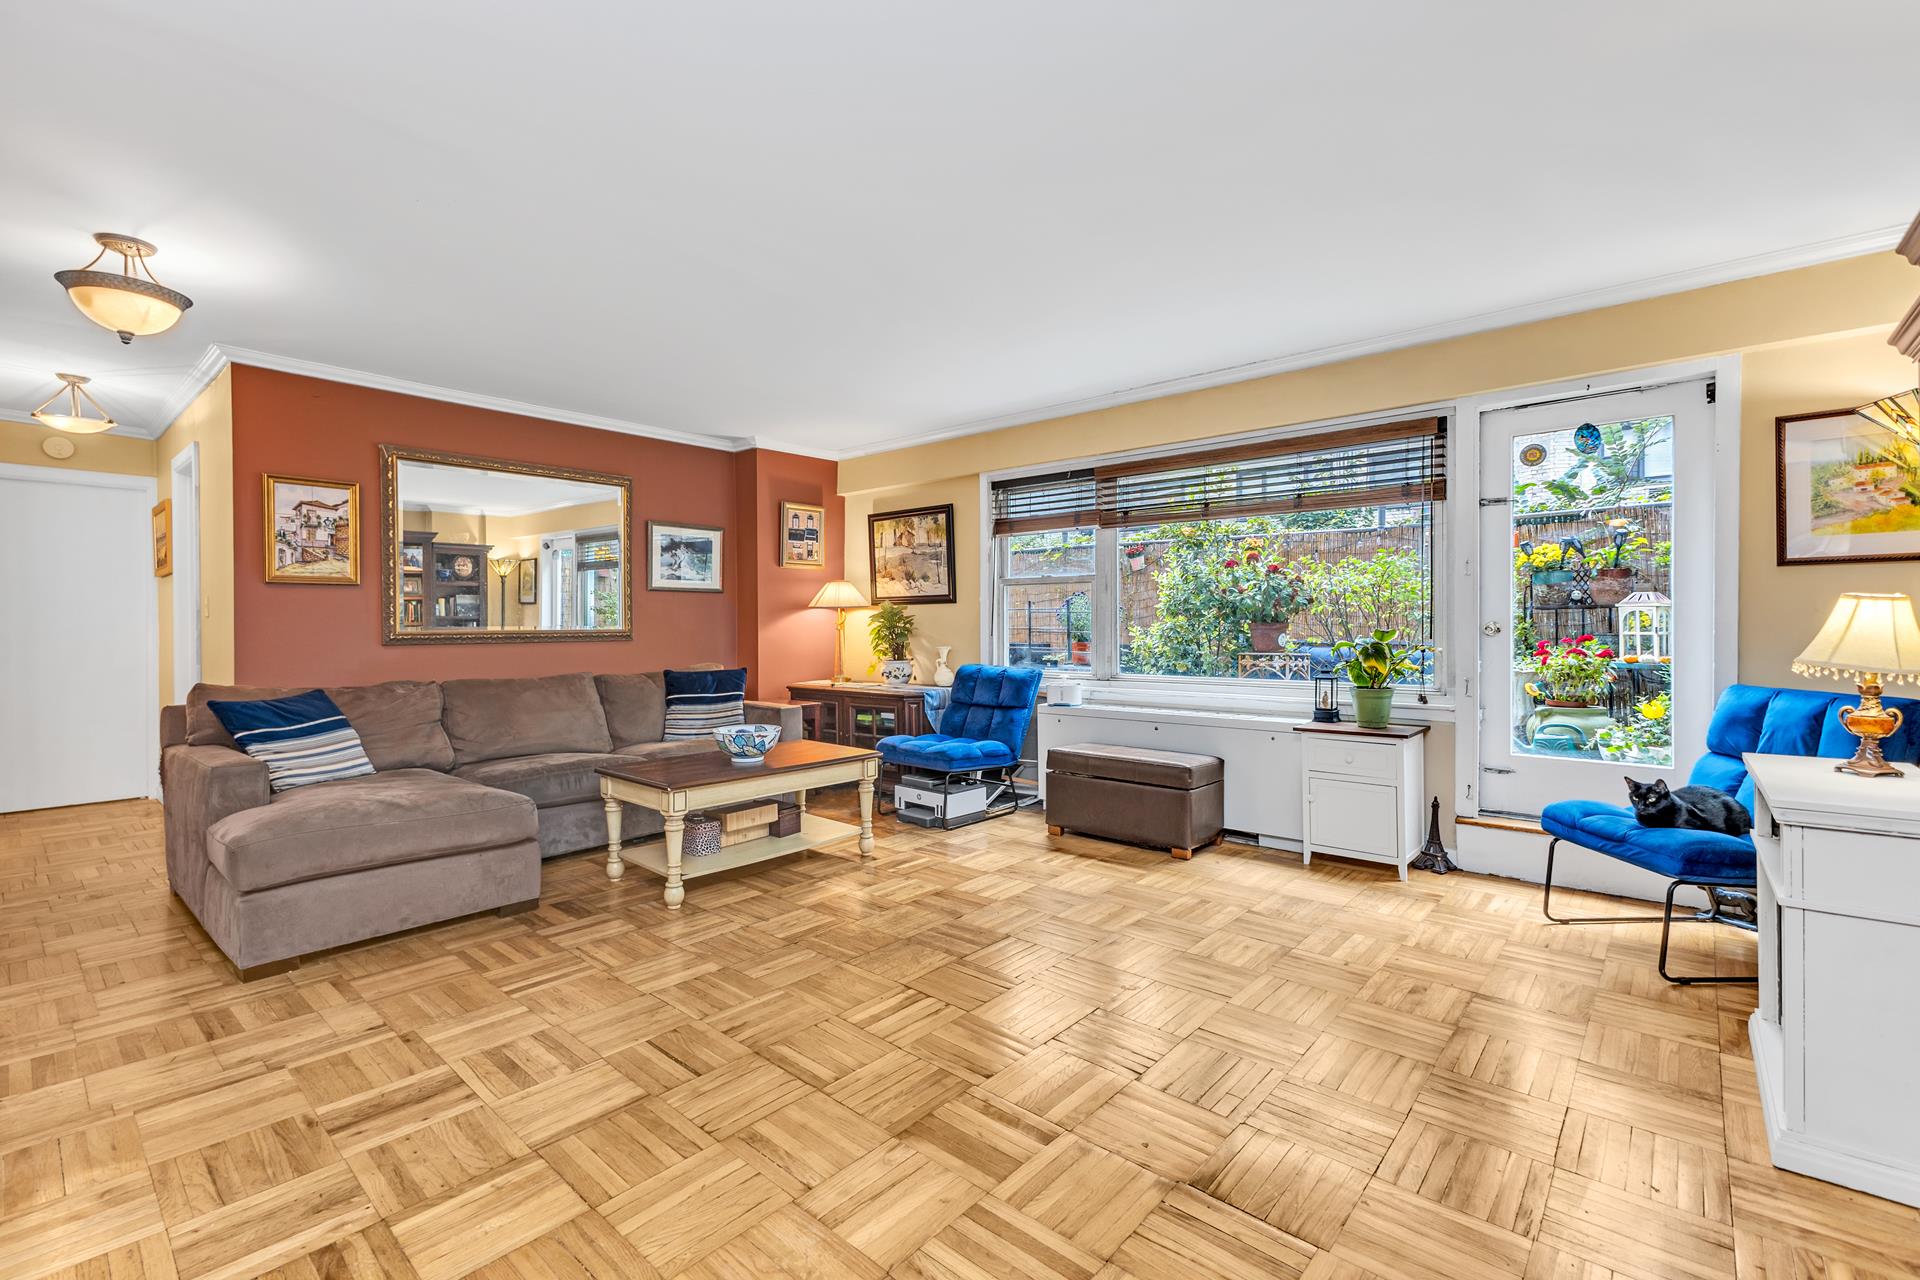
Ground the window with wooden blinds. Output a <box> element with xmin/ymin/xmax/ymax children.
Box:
<box><xmin>990</xmin><ymin>468</ymin><xmax>1097</xmax><ymax>535</ymax></box>
<box><xmin>1092</xmin><ymin>416</ymin><xmax>1444</xmax><ymax>527</ymax></box>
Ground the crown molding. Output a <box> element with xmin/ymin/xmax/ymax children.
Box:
<box><xmin>837</xmin><ymin>224</ymin><xmax>1911</xmax><ymax>460</ymax></box>
<box><xmin>144</xmin><ymin>344</ymin><xmax>846</xmax><ymax>459</ymax></box>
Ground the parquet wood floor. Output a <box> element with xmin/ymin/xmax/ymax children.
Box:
<box><xmin>3</xmin><ymin>794</ymin><xmax>1917</xmax><ymax>1279</ymax></box>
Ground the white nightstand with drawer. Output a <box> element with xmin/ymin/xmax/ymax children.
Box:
<box><xmin>1294</xmin><ymin>722</ymin><xmax>1427</xmax><ymax>880</ymax></box>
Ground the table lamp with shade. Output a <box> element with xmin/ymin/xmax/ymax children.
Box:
<box><xmin>808</xmin><ymin>579</ymin><xmax>870</xmax><ymax>683</ymax></box>
<box><xmin>1792</xmin><ymin>591</ymin><xmax>1920</xmax><ymax>777</ymax></box>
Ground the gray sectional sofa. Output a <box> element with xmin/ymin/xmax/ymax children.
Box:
<box><xmin>159</xmin><ymin>670</ymin><xmax>800</xmax><ymax>979</ymax></box>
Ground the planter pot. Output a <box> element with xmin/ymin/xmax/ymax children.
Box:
<box><xmin>1530</xmin><ymin>569</ymin><xmax>1573</xmax><ymax>608</ymax></box>
<box><xmin>1589</xmin><ymin>567</ymin><xmax>1633</xmax><ymax>606</ymax></box>
<box><xmin>1070</xmin><ymin>640</ymin><xmax>1090</xmax><ymax>664</ymax></box>
<box><xmin>880</xmin><ymin>658</ymin><xmax>913</xmax><ymax>685</ymax></box>
<box><xmin>1248</xmin><ymin>622</ymin><xmax>1290</xmax><ymax>653</ymax></box>
<box><xmin>1351</xmin><ymin>686</ymin><xmax>1394</xmax><ymax>729</ymax></box>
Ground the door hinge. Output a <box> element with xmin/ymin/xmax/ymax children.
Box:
<box><xmin>1479</xmin><ymin>497</ymin><xmax>1510</xmax><ymax>507</ymax></box>
<box><xmin>1480</xmin><ymin>765</ymin><xmax>1516</xmax><ymax>775</ymax></box>
<box><xmin>1706</xmin><ymin>380</ymin><xmax>1717</xmax><ymax>404</ymax></box>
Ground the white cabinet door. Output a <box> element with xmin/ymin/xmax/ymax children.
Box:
<box><xmin>1307</xmin><ymin>776</ymin><xmax>1398</xmax><ymax>858</ymax></box>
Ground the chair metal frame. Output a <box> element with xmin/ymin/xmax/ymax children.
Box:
<box><xmin>1542</xmin><ymin>837</ymin><xmax>1758</xmax><ymax>986</ymax></box>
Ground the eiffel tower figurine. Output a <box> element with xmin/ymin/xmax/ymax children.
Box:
<box><xmin>1409</xmin><ymin>796</ymin><xmax>1455</xmax><ymax>874</ymax></box>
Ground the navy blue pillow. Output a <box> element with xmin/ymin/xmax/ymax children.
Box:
<box><xmin>205</xmin><ymin>689</ymin><xmax>375</xmax><ymax>792</ymax></box>
<box><xmin>662</xmin><ymin>668</ymin><xmax>748</xmax><ymax>741</ymax></box>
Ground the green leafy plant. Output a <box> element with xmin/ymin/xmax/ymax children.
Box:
<box><xmin>867</xmin><ymin>602</ymin><xmax>916</xmax><ymax>661</ymax></box>
<box><xmin>1061</xmin><ymin>593</ymin><xmax>1092</xmax><ymax>645</ymax></box>
<box><xmin>1296</xmin><ymin>550</ymin><xmax>1429</xmax><ymax>644</ymax></box>
<box><xmin>1525</xmin><ymin>635</ymin><xmax>1615</xmax><ymax>704</ymax></box>
<box><xmin>1222</xmin><ymin>545</ymin><xmax>1312</xmax><ymax>625</ymax></box>
<box><xmin>1335</xmin><ymin>628</ymin><xmax>1429</xmax><ymax>688</ymax></box>
<box><xmin>1590</xmin><ymin>518</ymin><xmax>1649</xmax><ymax>569</ymax></box>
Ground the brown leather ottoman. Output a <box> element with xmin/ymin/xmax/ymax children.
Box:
<box><xmin>1045</xmin><ymin>743</ymin><xmax>1225</xmax><ymax>859</ymax></box>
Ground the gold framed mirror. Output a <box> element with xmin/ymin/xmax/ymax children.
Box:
<box><xmin>381</xmin><ymin>445</ymin><xmax>632</xmax><ymax>644</ymax></box>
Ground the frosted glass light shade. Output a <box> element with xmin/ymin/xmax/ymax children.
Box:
<box><xmin>53</xmin><ymin>234</ymin><xmax>192</xmax><ymax>344</ymax></box>
<box><xmin>29</xmin><ymin>373</ymin><xmax>116</xmax><ymax>435</ymax></box>
<box><xmin>1793</xmin><ymin>592</ymin><xmax>1920</xmax><ymax>684</ymax></box>
<box><xmin>1856</xmin><ymin>389</ymin><xmax>1920</xmax><ymax>438</ymax></box>
<box><xmin>809</xmin><ymin>579</ymin><xmax>869</xmax><ymax>610</ymax></box>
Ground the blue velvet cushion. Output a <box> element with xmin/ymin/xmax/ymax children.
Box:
<box><xmin>205</xmin><ymin>688</ymin><xmax>375</xmax><ymax>792</ymax></box>
<box><xmin>878</xmin><ymin>663</ymin><xmax>1040</xmax><ymax>775</ymax></box>
<box><xmin>1542</xmin><ymin>682</ymin><xmax>1920</xmax><ymax>884</ymax></box>
<box><xmin>662</xmin><ymin>667</ymin><xmax>747</xmax><ymax>741</ymax></box>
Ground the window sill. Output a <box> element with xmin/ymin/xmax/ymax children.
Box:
<box><xmin>1037</xmin><ymin>672</ymin><xmax>1456</xmax><ymax>721</ymax></box>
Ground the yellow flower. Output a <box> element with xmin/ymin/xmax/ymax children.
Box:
<box><xmin>1637</xmin><ymin>697</ymin><xmax>1668</xmax><ymax>721</ymax></box>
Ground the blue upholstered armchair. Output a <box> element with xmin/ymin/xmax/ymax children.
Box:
<box><xmin>1542</xmin><ymin>683</ymin><xmax>1920</xmax><ymax>984</ymax></box>
<box><xmin>876</xmin><ymin>664</ymin><xmax>1041</xmax><ymax>822</ymax></box>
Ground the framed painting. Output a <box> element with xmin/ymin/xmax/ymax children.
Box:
<box><xmin>648</xmin><ymin>521</ymin><xmax>723</xmax><ymax>591</ymax></box>
<box><xmin>517</xmin><ymin>557</ymin><xmax>538</xmax><ymax>604</ymax></box>
<box><xmin>868</xmin><ymin>503</ymin><xmax>956</xmax><ymax>604</ymax></box>
<box><xmin>781</xmin><ymin>501</ymin><xmax>826</xmax><ymax>568</ymax></box>
<box><xmin>264</xmin><ymin>474</ymin><xmax>360</xmax><ymax>584</ymax></box>
<box><xmin>1777</xmin><ymin>409</ymin><xmax>1920</xmax><ymax>566</ymax></box>
<box><xmin>151</xmin><ymin>499</ymin><xmax>172</xmax><ymax>577</ymax></box>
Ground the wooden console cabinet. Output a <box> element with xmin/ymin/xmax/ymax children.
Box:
<box><xmin>786</xmin><ymin>681</ymin><xmax>934</xmax><ymax>749</ymax></box>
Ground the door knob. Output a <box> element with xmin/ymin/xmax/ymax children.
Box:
<box><xmin>1482</xmin><ymin>622</ymin><xmax>1502</xmax><ymax>636</ymax></box>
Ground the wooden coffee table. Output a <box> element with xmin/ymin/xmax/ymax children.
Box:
<box><xmin>596</xmin><ymin>740</ymin><xmax>880</xmax><ymax>908</ymax></box>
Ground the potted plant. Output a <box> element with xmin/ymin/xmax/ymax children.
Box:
<box><xmin>1587</xmin><ymin>519</ymin><xmax>1648</xmax><ymax>606</ymax></box>
<box><xmin>1528</xmin><ymin>634</ymin><xmax>1615</xmax><ymax>707</ymax></box>
<box><xmin>1516</xmin><ymin>540</ymin><xmax>1574</xmax><ymax>606</ymax></box>
<box><xmin>868</xmin><ymin>602</ymin><xmax>916</xmax><ymax>684</ymax></box>
<box><xmin>1124</xmin><ymin>543</ymin><xmax>1148</xmax><ymax>572</ymax></box>
<box><xmin>1226</xmin><ymin>548</ymin><xmax>1312</xmax><ymax>652</ymax></box>
<box><xmin>1062</xmin><ymin>592</ymin><xmax>1092</xmax><ymax>664</ymax></box>
<box><xmin>1335</xmin><ymin>628</ymin><xmax>1429</xmax><ymax>729</ymax></box>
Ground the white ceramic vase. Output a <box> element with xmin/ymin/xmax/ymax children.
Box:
<box><xmin>933</xmin><ymin>646</ymin><xmax>954</xmax><ymax>687</ymax></box>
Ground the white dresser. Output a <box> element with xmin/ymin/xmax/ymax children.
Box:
<box><xmin>1747</xmin><ymin>752</ymin><xmax>1920</xmax><ymax>1208</ymax></box>
<box><xmin>1296</xmin><ymin>723</ymin><xmax>1427</xmax><ymax>880</ymax></box>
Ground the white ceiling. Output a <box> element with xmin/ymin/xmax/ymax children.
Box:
<box><xmin>3</xmin><ymin>2</ymin><xmax>1916</xmax><ymax>457</ymax></box>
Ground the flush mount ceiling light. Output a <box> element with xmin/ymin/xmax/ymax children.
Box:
<box><xmin>54</xmin><ymin>232</ymin><xmax>193</xmax><ymax>343</ymax></box>
<box><xmin>1856</xmin><ymin>385</ymin><xmax>1920</xmax><ymax>440</ymax></box>
<box><xmin>30</xmin><ymin>373</ymin><xmax>117</xmax><ymax>434</ymax></box>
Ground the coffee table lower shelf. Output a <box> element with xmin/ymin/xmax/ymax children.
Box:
<box><xmin>616</xmin><ymin>813</ymin><xmax>860</xmax><ymax>882</ymax></box>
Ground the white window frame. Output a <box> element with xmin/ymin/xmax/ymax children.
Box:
<box><xmin>993</xmin><ymin>530</ymin><xmax>1098</xmax><ymax>674</ymax></box>
<box><xmin>984</xmin><ymin>404</ymin><xmax>1456</xmax><ymax>715</ymax></box>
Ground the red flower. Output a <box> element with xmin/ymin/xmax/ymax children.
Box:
<box><xmin>1577</xmin><ymin>634</ymin><xmax>1595</xmax><ymax>644</ymax></box>
<box><xmin>1596</xmin><ymin>647</ymin><xmax>1616</xmax><ymax>658</ymax></box>
<box><xmin>1568</xmin><ymin>647</ymin><xmax>1588</xmax><ymax>657</ymax></box>
<box><xmin>1223</xmin><ymin>559</ymin><xmax>1239</xmax><ymax>570</ymax></box>
<box><xmin>1265</xmin><ymin>563</ymin><xmax>1282</xmax><ymax>574</ymax></box>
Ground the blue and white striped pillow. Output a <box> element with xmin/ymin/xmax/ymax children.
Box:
<box><xmin>662</xmin><ymin>668</ymin><xmax>748</xmax><ymax>741</ymax></box>
<box><xmin>205</xmin><ymin>689</ymin><xmax>376</xmax><ymax>792</ymax></box>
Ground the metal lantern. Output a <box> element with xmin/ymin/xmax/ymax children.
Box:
<box><xmin>1312</xmin><ymin>661</ymin><xmax>1341</xmax><ymax>723</ymax></box>
<box><xmin>1616</xmin><ymin>591</ymin><xmax>1672</xmax><ymax>661</ymax></box>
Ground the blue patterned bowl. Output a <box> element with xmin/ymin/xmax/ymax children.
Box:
<box><xmin>712</xmin><ymin>723</ymin><xmax>781</xmax><ymax>763</ymax></box>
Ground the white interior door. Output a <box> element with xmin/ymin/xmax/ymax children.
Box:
<box><xmin>1477</xmin><ymin>381</ymin><xmax>1714</xmax><ymax>815</ymax></box>
<box><xmin>0</xmin><ymin>465</ymin><xmax>156</xmax><ymax>813</ymax></box>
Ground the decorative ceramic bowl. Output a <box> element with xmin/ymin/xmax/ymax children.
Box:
<box><xmin>712</xmin><ymin>724</ymin><xmax>780</xmax><ymax>763</ymax></box>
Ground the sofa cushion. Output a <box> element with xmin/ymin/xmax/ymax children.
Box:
<box><xmin>453</xmin><ymin>752</ymin><xmax>633</xmax><ymax>809</ymax></box>
<box><xmin>597</xmin><ymin>672</ymin><xmax>666</xmax><ymax>748</ymax></box>
<box><xmin>441</xmin><ymin>673</ymin><xmax>613</xmax><ymax>766</ymax></box>
<box><xmin>330</xmin><ymin>681</ymin><xmax>455</xmax><ymax>772</ymax></box>
<box><xmin>188</xmin><ymin>680</ymin><xmax>455</xmax><ymax>772</ymax></box>
<box><xmin>663</xmin><ymin>668</ymin><xmax>747</xmax><ymax>741</ymax></box>
<box><xmin>205</xmin><ymin>688</ymin><xmax>376</xmax><ymax>792</ymax></box>
<box><xmin>615</xmin><ymin>740</ymin><xmax>723</xmax><ymax>762</ymax></box>
<box><xmin>205</xmin><ymin>769</ymin><xmax>535</xmax><ymax>892</ymax></box>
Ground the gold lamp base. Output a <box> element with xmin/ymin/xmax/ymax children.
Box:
<box><xmin>1836</xmin><ymin>681</ymin><xmax>1905</xmax><ymax>778</ymax></box>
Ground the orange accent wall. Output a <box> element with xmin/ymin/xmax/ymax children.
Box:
<box><xmin>732</xmin><ymin>447</ymin><xmax>844</xmax><ymax>699</ymax></box>
<box><xmin>229</xmin><ymin>365</ymin><xmax>752</xmax><ymax>686</ymax></box>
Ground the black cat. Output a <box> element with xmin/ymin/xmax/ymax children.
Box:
<box><xmin>1624</xmin><ymin>777</ymin><xmax>1751</xmax><ymax>836</ymax></box>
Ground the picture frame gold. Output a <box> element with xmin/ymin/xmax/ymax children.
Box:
<box><xmin>151</xmin><ymin>498</ymin><xmax>172</xmax><ymax>578</ymax></box>
<box><xmin>780</xmin><ymin>500</ymin><xmax>826</xmax><ymax>568</ymax></box>
<box><xmin>263</xmin><ymin>473</ymin><xmax>360</xmax><ymax>585</ymax></box>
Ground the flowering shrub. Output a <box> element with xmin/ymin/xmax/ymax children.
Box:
<box><xmin>1526</xmin><ymin>634</ymin><xmax>1615</xmax><ymax>704</ymax></box>
<box><xmin>1220</xmin><ymin>545</ymin><xmax>1312</xmax><ymax>625</ymax></box>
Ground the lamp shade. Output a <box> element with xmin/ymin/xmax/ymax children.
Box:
<box><xmin>1792</xmin><ymin>592</ymin><xmax>1920</xmax><ymax>684</ymax></box>
<box><xmin>808</xmin><ymin>579</ymin><xmax>869</xmax><ymax>610</ymax></box>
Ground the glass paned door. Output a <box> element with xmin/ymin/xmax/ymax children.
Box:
<box><xmin>1479</xmin><ymin>382</ymin><xmax>1712</xmax><ymax>816</ymax></box>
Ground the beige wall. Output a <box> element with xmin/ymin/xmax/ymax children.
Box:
<box><xmin>839</xmin><ymin>477</ymin><xmax>981</xmax><ymax>681</ymax></box>
<box><xmin>154</xmin><ymin>369</ymin><xmax>236</xmax><ymax>705</ymax></box>
<box><xmin>840</xmin><ymin>251</ymin><xmax>1920</xmax><ymax>840</ymax></box>
<box><xmin>0</xmin><ymin>421</ymin><xmax>154</xmax><ymax>476</ymax></box>
<box><xmin>1740</xmin><ymin>331</ymin><xmax>1920</xmax><ymax>685</ymax></box>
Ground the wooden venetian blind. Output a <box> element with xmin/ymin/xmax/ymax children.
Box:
<box><xmin>990</xmin><ymin>468</ymin><xmax>1098</xmax><ymax>535</ymax></box>
<box><xmin>1092</xmin><ymin>415</ymin><xmax>1445</xmax><ymax>527</ymax></box>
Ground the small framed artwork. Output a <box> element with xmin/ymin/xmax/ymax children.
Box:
<box><xmin>1777</xmin><ymin>409</ymin><xmax>1920</xmax><ymax>566</ymax></box>
<box><xmin>869</xmin><ymin>503</ymin><xmax>956</xmax><ymax>604</ymax></box>
<box><xmin>648</xmin><ymin>521</ymin><xmax>723</xmax><ymax>592</ymax></box>
<box><xmin>781</xmin><ymin>501</ymin><xmax>826</xmax><ymax>568</ymax></box>
<box><xmin>400</xmin><ymin>543</ymin><xmax>425</xmax><ymax>572</ymax></box>
<box><xmin>517</xmin><ymin>557</ymin><xmax>538</xmax><ymax>604</ymax></box>
<box><xmin>264</xmin><ymin>473</ymin><xmax>360</xmax><ymax>584</ymax></box>
<box><xmin>151</xmin><ymin>499</ymin><xmax>172</xmax><ymax>577</ymax></box>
